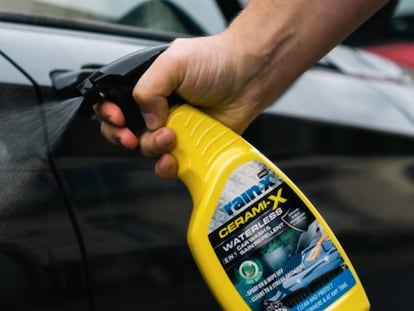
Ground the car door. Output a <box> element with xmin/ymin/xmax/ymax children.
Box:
<box><xmin>0</xmin><ymin>3</ymin><xmax>225</xmax><ymax>311</ymax></box>
<box><xmin>0</xmin><ymin>52</ymin><xmax>90</xmax><ymax>310</ymax></box>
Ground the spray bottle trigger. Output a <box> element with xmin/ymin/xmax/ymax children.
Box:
<box><xmin>104</xmin><ymin>85</ymin><xmax>145</xmax><ymax>136</ymax></box>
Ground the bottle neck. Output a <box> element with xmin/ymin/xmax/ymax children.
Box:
<box><xmin>167</xmin><ymin>104</ymin><xmax>239</xmax><ymax>205</ymax></box>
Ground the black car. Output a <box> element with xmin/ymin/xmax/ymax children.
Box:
<box><xmin>0</xmin><ymin>1</ymin><xmax>413</xmax><ymax>311</ymax></box>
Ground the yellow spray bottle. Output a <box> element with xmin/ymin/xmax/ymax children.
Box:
<box><xmin>167</xmin><ymin>104</ymin><xmax>370</xmax><ymax>311</ymax></box>
<box><xmin>78</xmin><ymin>45</ymin><xmax>370</xmax><ymax>311</ymax></box>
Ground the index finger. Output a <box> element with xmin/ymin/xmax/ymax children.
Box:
<box><xmin>132</xmin><ymin>42</ymin><xmax>186</xmax><ymax>131</ymax></box>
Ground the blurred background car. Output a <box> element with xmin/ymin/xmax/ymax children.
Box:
<box><xmin>346</xmin><ymin>0</ymin><xmax>414</xmax><ymax>69</ymax></box>
<box><xmin>0</xmin><ymin>1</ymin><xmax>413</xmax><ymax>310</ymax></box>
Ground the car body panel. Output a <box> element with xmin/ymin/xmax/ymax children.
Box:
<box><xmin>0</xmin><ymin>21</ymin><xmax>157</xmax><ymax>86</ymax></box>
<box><xmin>1</xmin><ymin>19</ymin><xmax>220</xmax><ymax>311</ymax></box>
<box><xmin>268</xmin><ymin>45</ymin><xmax>414</xmax><ymax>137</ymax></box>
<box><xmin>0</xmin><ymin>51</ymin><xmax>90</xmax><ymax>310</ymax></box>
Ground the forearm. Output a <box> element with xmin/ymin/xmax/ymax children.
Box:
<box><xmin>224</xmin><ymin>0</ymin><xmax>389</xmax><ymax>113</ymax></box>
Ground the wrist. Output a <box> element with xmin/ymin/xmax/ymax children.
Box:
<box><xmin>221</xmin><ymin>0</ymin><xmax>301</xmax><ymax>109</ymax></box>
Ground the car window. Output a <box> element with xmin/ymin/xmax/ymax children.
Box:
<box><xmin>394</xmin><ymin>0</ymin><xmax>414</xmax><ymax>37</ymax></box>
<box><xmin>395</xmin><ymin>0</ymin><xmax>414</xmax><ymax>16</ymax></box>
<box><xmin>0</xmin><ymin>0</ymin><xmax>227</xmax><ymax>35</ymax></box>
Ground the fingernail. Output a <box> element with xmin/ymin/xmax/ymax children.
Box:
<box><xmin>159</xmin><ymin>158</ymin><xmax>173</xmax><ymax>172</ymax></box>
<box><xmin>155</xmin><ymin>129</ymin><xmax>173</xmax><ymax>149</ymax></box>
<box><xmin>106</xmin><ymin>115</ymin><xmax>116</xmax><ymax>125</ymax></box>
<box><xmin>157</xmin><ymin>156</ymin><xmax>177</xmax><ymax>180</ymax></box>
<box><xmin>142</xmin><ymin>113</ymin><xmax>159</xmax><ymax>130</ymax></box>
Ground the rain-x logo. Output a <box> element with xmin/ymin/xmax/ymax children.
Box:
<box><xmin>223</xmin><ymin>175</ymin><xmax>276</xmax><ymax>216</ymax></box>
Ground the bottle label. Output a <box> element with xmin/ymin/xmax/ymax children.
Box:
<box><xmin>208</xmin><ymin>161</ymin><xmax>356</xmax><ymax>311</ymax></box>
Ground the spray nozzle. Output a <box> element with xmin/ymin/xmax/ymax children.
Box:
<box><xmin>77</xmin><ymin>44</ymin><xmax>169</xmax><ymax>135</ymax></box>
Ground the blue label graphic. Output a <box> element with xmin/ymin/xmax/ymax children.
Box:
<box><xmin>290</xmin><ymin>268</ymin><xmax>356</xmax><ymax>311</ymax></box>
<box><xmin>209</xmin><ymin>161</ymin><xmax>357</xmax><ymax>311</ymax></box>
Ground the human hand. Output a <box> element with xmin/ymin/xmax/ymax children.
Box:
<box><xmin>95</xmin><ymin>33</ymin><xmax>273</xmax><ymax>179</ymax></box>
<box><xmin>96</xmin><ymin>0</ymin><xmax>388</xmax><ymax>180</ymax></box>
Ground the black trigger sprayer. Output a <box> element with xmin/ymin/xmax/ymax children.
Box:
<box><xmin>76</xmin><ymin>45</ymin><xmax>370</xmax><ymax>311</ymax></box>
<box><xmin>77</xmin><ymin>44</ymin><xmax>170</xmax><ymax>135</ymax></box>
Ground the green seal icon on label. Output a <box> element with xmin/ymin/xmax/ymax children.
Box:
<box><xmin>237</xmin><ymin>259</ymin><xmax>263</xmax><ymax>284</ymax></box>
